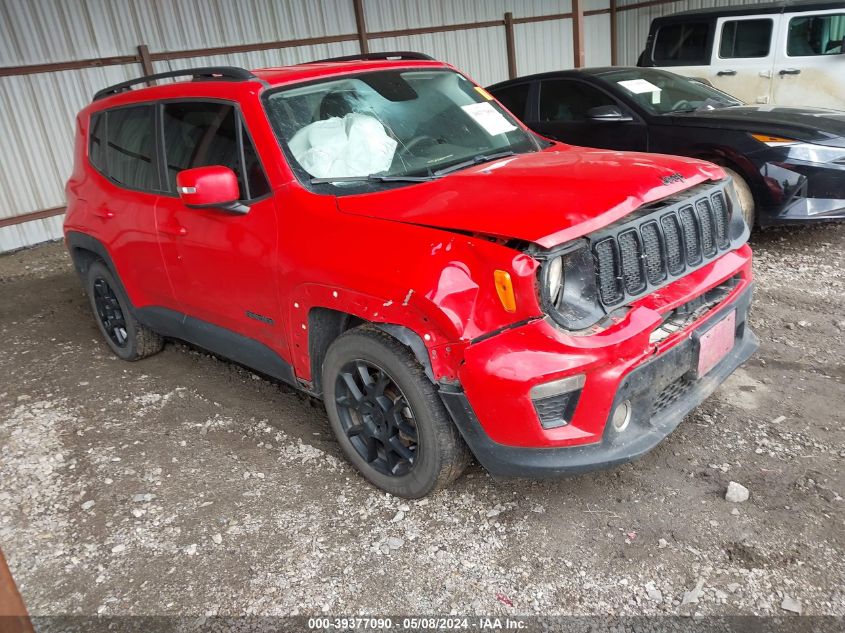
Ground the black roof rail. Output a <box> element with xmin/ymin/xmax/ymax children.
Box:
<box><xmin>92</xmin><ymin>66</ymin><xmax>262</xmax><ymax>102</ymax></box>
<box><xmin>307</xmin><ymin>51</ymin><xmax>435</xmax><ymax>64</ymax></box>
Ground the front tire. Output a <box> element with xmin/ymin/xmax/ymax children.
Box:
<box><xmin>322</xmin><ymin>327</ymin><xmax>470</xmax><ymax>498</ymax></box>
<box><xmin>85</xmin><ymin>261</ymin><xmax>163</xmax><ymax>361</ymax></box>
<box><xmin>723</xmin><ymin>166</ymin><xmax>756</xmax><ymax>230</ymax></box>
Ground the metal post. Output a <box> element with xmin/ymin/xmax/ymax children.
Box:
<box><xmin>610</xmin><ymin>0</ymin><xmax>619</xmax><ymax>65</ymax></box>
<box><xmin>0</xmin><ymin>550</ymin><xmax>35</xmax><ymax>633</ymax></box>
<box><xmin>504</xmin><ymin>12</ymin><xmax>517</xmax><ymax>79</ymax></box>
<box><xmin>572</xmin><ymin>0</ymin><xmax>586</xmax><ymax>68</ymax></box>
<box><xmin>138</xmin><ymin>44</ymin><xmax>155</xmax><ymax>85</ymax></box>
<box><xmin>353</xmin><ymin>0</ymin><xmax>369</xmax><ymax>54</ymax></box>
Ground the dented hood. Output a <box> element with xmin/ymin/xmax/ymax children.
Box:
<box><xmin>336</xmin><ymin>147</ymin><xmax>725</xmax><ymax>248</ymax></box>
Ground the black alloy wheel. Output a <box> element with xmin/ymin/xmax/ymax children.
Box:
<box><xmin>322</xmin><ymin>326</ymin><xmax>470</xmax><ymax>497</ymax></box>
<box><xmin>334</xmin><ymin>359</ymin><xmax>419</xmax><ymax>477</ymax></box>
<box><xmin>84</xmin><ymin>260</ymin><xmax>163</xmax><ymax>361</ymax></box>
<box><xmin>92</xmin><ymin>277</ymin><xmax>128</xmax><ymax>348</ymax></box>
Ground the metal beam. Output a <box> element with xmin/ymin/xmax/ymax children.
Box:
<box><xmin>572</xmin><ymin>0</ymin><xmax>586</xmax><ymax>68</ymax></box>
<box><xmin>352</xmin><ymin>0</ymin><xmax>369</xmax><ymax>54</ymax></box>
<box><xmin>610</xmin><ymin>0</ymin><xmax>619</xmax><ymax>65</ymax></box>
<box><xmin>504</xmin><ymin>12</ymin><xmax>517</xmax><ymax>79</ymax></box>
<box><xmin>0</xmin><ymin>207</ymin><xmax>65</xmax><ymax>229</ymax></box>
<box><xmin>137</xmin><ymin>44</ymin><xmax>156</xmax><ymax>86</ymax></box>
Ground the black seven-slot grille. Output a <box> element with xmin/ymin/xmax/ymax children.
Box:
<box><xmin>592</xmin><ymin>186</ymin><xmax>732</xmax><ymax>307</ymax></box>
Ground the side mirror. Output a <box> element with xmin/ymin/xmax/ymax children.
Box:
<box><xmin>587</xmin><ymin>105</ymin><xmax>634</xmax><ymax>123</ymax></box>
<box><xmin>176</xmin><ymin>166</ymin><xmax>249</xmax><ymax>214</ymax></box>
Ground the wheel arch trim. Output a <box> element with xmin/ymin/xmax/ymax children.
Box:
<box><xmin>65</xmin><ymin>231</ymin><xmax>136</xmax><ymax>305</ymax></box>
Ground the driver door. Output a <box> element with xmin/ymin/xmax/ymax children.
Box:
<box><xmin>529</xmin><ymin>79</ymin><xmax>647</xmax><ymax>151</ymax></box>
<box><xmin>154</xmin><ymin>100</ymin><xmax>283</xmax><ymax>351</ymax></box>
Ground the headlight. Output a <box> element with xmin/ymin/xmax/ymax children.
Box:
<box><xmin>538</xmin><ymin>241</ymin><xmax>605</xmax><ymax>331</ymax></box>
<box><xmin>751</xmin><ymin>133</ymin><xmax>845</xmax><ymax>163</ymax></box>
<box><xmin>546</xmin><ymin>256</ymin><xmax>563</xmax><ymax>304</ymax></box>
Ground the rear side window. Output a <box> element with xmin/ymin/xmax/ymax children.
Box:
<box><xmin>493</xmin><ymin>83</ymin><xmax>531</xmax><ymax>119</ymax></box>
<box><xmin>787</xmin><ymin>13</ymin><xmax>845</xmax><ymax>56</ymax></box>
<box><xmin>720</xmin><ymin>19</ymin><xmax>773</xmax><ymax>58</ymax></box>
<box><xmin>539</xmin><ymin>80</ymin><xmax>616</xmax><ymax>122</ymax></box>
<box><xmin>106</xmin><ymin>105</ymin><xmax>158</xmax><ymax>191</ymax></box>
<box><xmin>161</xmin><ymin>102</ymin><xmax>270</xmax><ymax>201</ymax></box>
<box><xmin>653</xmin><ymin>22</ymin><xmax>710</xmax><ymax>65</ymax></box>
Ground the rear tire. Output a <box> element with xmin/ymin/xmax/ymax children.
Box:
<box><xmin>85</xmin><ymin>261</ymin><xmax>163</xmax><ymax>361</ymax></box>
<box><xmin>322</xmin><ymin>326</ymin><xmax>470</xmax><ymax>498</ymax></box>
<box><xmin>723</xmin><ymin>166</ymin><xmax>756</xmax><ymax>230</ymax></box>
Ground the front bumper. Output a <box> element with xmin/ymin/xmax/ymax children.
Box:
<box><xmin>757</xmin><ymin>157</ymin><xmax>845</xmax><ymax>226</ymax></box>
<box><xmin>439</xmin><ymin>281</ymin><xmax>758</xmax><ymax>478</ymax></box>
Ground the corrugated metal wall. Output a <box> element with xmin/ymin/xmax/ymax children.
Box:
<box><xmin>0</xmin><ymin>0</ymin><xmax>750</xmax><ymax>252</ymax></box>
<box><xmin>0</xmin><ymin>0</ymin><xmax>620</xmax><ymax>253</ymax></box>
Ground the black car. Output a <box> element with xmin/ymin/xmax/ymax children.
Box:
<box><xmin>488</xmin><ymin>67</ymin><xmax>845</xmax><ymax>228</ymax></box>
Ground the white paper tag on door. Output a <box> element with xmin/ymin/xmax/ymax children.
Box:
<box><xmin>461</xmin><ymin>102</ymin><xmax>517</xmax><ymax>136</ymax></box>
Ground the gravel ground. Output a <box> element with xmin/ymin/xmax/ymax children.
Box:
<box><xmin>0</xmin><ymin>224</ymin><xmax>843</xmax><ymax>619</ymax></box>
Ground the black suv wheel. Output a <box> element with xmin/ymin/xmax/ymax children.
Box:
<box><xmin>322</xmin><ymin>327</ymin><xmax>470</xmax><ymax>498</ymax></box>
<box><xmin>85</xmin><ymin>261</ymin><xmax>163</xmax><ymax>361</ymax></box>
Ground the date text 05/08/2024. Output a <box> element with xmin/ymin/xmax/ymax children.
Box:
<box><xmin>307</xmin><ymin>616</ymin><xmax>528</xmax><ymax>630</ymax></box>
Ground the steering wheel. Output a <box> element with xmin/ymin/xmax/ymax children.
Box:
<box><xmin>670</xmin><ymin>99</ymin><xmax>695</xmax><ymax>112</ymax></box>
<box><xmin>398</xmin><ymin>135</ymin><xmax>438</xmax><ymax>157</ymax></box>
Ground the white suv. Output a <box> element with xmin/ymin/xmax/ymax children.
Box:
<box><xmin>638</xmin><ymin>0</ymin><xmax>845</xmax><ymax>109</ymax></box>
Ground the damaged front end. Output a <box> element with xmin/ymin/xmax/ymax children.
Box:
<box><xmin>435</xmin><ymin>177</ymin><xmax>757</xmax><ymax>477</ymax></box>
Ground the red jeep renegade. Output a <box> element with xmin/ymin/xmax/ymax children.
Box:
<box><xmin>64</xmin><ymin>53</ymin><xmax>757</xmax><ymax>498</ymax></box>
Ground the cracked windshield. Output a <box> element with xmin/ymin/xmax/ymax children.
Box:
<box><xmin>264</xmin><ymin>69</ymin><xmax>540</xmax><ymax>184</ymax></box>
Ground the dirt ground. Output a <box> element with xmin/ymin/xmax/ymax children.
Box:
<box><xmin>0</xmin><ymin>224</ymin><xmax>843</xmax><ymax>619</ymax></box>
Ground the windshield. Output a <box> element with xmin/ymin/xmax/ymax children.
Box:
<box><xmin>263</xmin><ymin>69</ymin><xmax>540</xmax><ymax>186</ymax></box>
<box><xmin>596</xmin><ymin>68</ymin><xmax>743</xmax><ymax>114</ymax></box>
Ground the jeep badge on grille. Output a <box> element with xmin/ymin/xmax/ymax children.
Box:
<box><xmin>662</xmin><ymin>172</ymin><xmax>685</xmax><ymax>186</ymax></box>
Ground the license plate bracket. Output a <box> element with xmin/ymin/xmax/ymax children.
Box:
<box><xmin>695</xmin><ymin>310</ymin><xmax>736</xmax><ymax>378</ymax></box>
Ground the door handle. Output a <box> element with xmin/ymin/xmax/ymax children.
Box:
<box><xmin>716</xmin><ymin>69</ymin><xmax>737</xmax><ymax>76</ymax></box>
<box><xmin>93</xmin><ymin>208</ymin><xmax>114</xmax><ymax>220</ymax></box>
<box><xmin>158</xmin><ymin>224</ymin><xmax>187</xmax><ymax>237</ymax></box>
<box><xmin>779</xmin><ymin>68</ymin><xmax>801</xmax><ymax>76</ymax></box>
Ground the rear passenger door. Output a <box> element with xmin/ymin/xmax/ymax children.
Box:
<box><xmin>154</xmin><ymin>100</ymin><xmax>283</xmax><ymax>350</ymax></box>
<box><xmin>86</xmin><ymin>105</ymin><xmax>176</xmax><ymax>310</ymax></box>
<box><xmin>531</xmin><ymin>79</ymin><xmax>647</xmax><ymax>151</ymax></box>
<box><xmin>711</xmin><ymin>16</ymin><xmax>778</xmax><ymax>104</ymax></box>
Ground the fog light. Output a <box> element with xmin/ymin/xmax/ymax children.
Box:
<box><xmin>611</xmin><ymin>400</ymin><xmax>632</xmax><ymax>432</ymax></box>
<box><xmin>530</xmin><ymin>374</ymin><xmax>585</xmax><ymax>429</ymax></box>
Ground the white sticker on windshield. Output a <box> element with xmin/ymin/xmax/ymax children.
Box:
<box><xmin>618</xmin><ymin>79</ymin><xmax>661</xmax><ymax>95</ymax></box>
<box><xmin>461</xmin><ymin>102</ymin><xmax>517</xmax><ymax>136</ymax></box>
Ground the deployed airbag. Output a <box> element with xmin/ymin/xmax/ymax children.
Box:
<box><xmin>288</xmin><ymin>113</ymin><xmax>398</xmax><ymax>179</ymax></box>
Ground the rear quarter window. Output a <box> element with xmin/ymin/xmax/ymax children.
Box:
<box><xmin>88</xmin><ymin>112</ymin><xmax>106</xmax><ymax>173</ymax></box>
<box><xmin>653</xmin><ymin>22</ymin><xmax>711</xmax><ymax>65</ymax></box>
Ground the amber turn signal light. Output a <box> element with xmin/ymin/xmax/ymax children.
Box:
<box><xmin>750</xmin><ymin>133</ymin><xmax>796</xmax><ymax>145</ymax></box>
<box><xmin>494</xmin><ymin>270</ymin><xmax>517</xmax><ymax>313</ymax></box>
